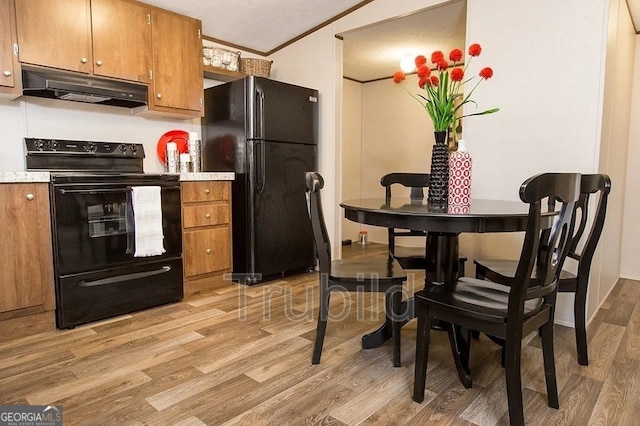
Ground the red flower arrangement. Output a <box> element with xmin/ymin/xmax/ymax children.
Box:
<box><xmin>393</xmin><ymin>43</ymin><xmax>499</xmax><ymax>132</ymax></box>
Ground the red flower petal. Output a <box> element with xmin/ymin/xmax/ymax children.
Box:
<box><xmin>450</xmin><ymin>67</ymin><xmax>464</xmax><ymax>82</ymax></box>
<box><xmin>393</xmin><ymin>71</ymin><xmax>406</xmax><ymax>83</ymax></box>
<box><xmin>431</xmin><ymin>50</ymin><xmax>444</xmax><ymax>64</ymax></box>
<box><xmin>437</xmin><ymin>59</ymin><xmax>449</xmax><ymax>71</ymax></box>
<box><xmin>430</xmin><ymin>75</ymin><xmax>439</xmax><ymax>86</ymax></box>
<box><xmin>449</xmin><ymin>48</ymin><xmax>463</xmax><ymax>62</ymax></box>
<box><xmin>418</xmin><ymin>78</ymin><xmax>427</xmax><ymax>89</ymax></box>
<box><xmin>479</xmin><ymin>67</ymin><xmax>494</xmax><ymax>79</ymax></box>
<box><xmin>415</xmin><ymin>55</ymin><xmax>427</xmax><ymax>68</ymax></box>
<box><xmin>468</xmin><ymin>43</ymin><xmax>482</xmax><ymax>57</ymax></box>
<box><xmin>417</xmin><ymin>65</ymin><xmax>431</xmax><ymax>79</ymax></box>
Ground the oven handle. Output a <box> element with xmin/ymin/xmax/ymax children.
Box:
<box><xmin>78</xmin><ymin>266</ymin><xmax>172</xmax><ymax>287</ymax></box>
<box><xmin>58</xmin><ymin>188</ymin><xmax>133</xmax><ymax>194</ymax></box>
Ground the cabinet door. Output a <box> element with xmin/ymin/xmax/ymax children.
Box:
<box><xmin>0</xmin><ymin>184</ymin><xmax>54</xmax><ymax>313</ymax></box>
<box><xmin>15</xmin><ymin>0</ymin><xmax>92</xmax><ymax>73</ymax></box>
<box><xmin>0</xmin><ymin>0</ymin><xmax>18</xmax><ymax>90</ymax></box>
<box><xmin>150</xmin><ymin>10</ymin><xmax>203</xmax><ymax>114</ymax></box>
<box><xmin>91</xmin><ymin>0</ymin><xmax>151</xmax><ymax>83</ymax></box>
<box><xmin>183</xmin><ymin>227</ymin><xmax>231</xmax><ymax>277</ymax></box>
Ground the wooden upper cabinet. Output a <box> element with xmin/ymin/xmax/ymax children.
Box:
<box><xmin>150</xmin><ymin>9</ymin><xmax>203</xmax><ymax>116</ymax></box>
<box><xmin>15</xmin><ymin>0</ymin><xmax>93</xmax><ymax>73</ymax></box>
<box><xmin>15</xmin><ymin>0</ymin><xmax>151</xmax><ymax>83</ymax></box>
<box><xmin>91</xmin><ymin>0</ymin><xmax>151</xmax><ymax>83</ymax></box>
<box><xmin>0</xmin><ymin>0</ymin><xmax>19</xmax><ymax>94</ymax></box>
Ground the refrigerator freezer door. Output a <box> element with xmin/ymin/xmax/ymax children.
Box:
<box><xmin>249</xmin><ymin>140</ymin><xmax>316</xmax><ymax>280</ymax></box>
<box><xmin>249</xmin><ymin>77</ymin><xmax>318</xmax><ymax>145</ymax></box>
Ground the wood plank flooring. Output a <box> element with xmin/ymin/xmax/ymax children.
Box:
<box><xmin>1</xmin><ymin>243</ymin><xmax>639</xmax><ymax>425</ymax></box>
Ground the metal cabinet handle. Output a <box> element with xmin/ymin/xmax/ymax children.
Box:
<box><xmin>3</xmin><ymin>70</ymin><xmax>11</xmax><ymax>77</ymax></box>
<box><xmin>206</xmin><ymin>248</ymin><xmax>212</xmax><ymax>254</ymax></box>
<box><xmin>205</xmin><ymin>213</ymin><xmax>211</xmax><ymax>219</ymax></box>
<box><xmin>204</xmin><ymin>188</ymin><xmax>210</xmax><ymax>194</ymax></box>
<box><xmin>81</xmin><ymin>57</ymin><xmax>88</xmax><ymax>64</ymax></box>
<box><xmin>96</xmin><ymin>60</ymin><xmax>103</xmax><ymax>66</ymax></box>
<box><xmin>156</xmin><ymin>93</ymin><xmax>162</xmax><ymax>99</ymax></box>
<box><xmin>26</xmin><ymin>193</ymin><xmax>34</xmax><ymax>201</ymax></box>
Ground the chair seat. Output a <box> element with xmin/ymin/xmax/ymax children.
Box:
<box><xmin>415</xmin><ymin>277</ymin><xmax>544</xmax><ymax>324</ymax></box>
<box><xmin>331</xmin><ymin>258</ymin><xmax>406</xmax><ymax>285</ymax></box>
<box><xmin>474</xmin><ymin>259</ymin><xmax>577</xmax><ymax>290</ymax></box>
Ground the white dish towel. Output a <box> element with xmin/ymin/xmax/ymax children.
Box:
<box><xmin>131</xmin><ymin>186</ymin><xmax>166</xmax><ymax>257</ymax></box>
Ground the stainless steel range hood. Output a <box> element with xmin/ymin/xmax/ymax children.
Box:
<box><xmin>22</xmin><ymin>67</ymin><xmax>148</xmax><ymax>108</ymax></box>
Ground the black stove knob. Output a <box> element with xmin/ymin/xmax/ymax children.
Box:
<box><xmin>85</xmin><ymin>142</ymin><xmax>97</xmax><ymax>153</ymax></box>
<box><xmin>129</xmin><ymin>144</ymin><xmax>138</xmax><ymax>155</ymax></box>
<box><xmin>34</xmin><ymin>139</ymin><xmax>45</xmax><ymax>151</ymax></box>
<box><xmin>51</xmin><ymin>140</ymin><xmax>59</xmax><ymax>150</ymax></box>
<box><xmin>119</xmin><ymin>144</ymin><xmax>127</xmax><ymax>154</ymax></box>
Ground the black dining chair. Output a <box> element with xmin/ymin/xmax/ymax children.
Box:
<box><xmin>413</xmin><ymin>172</ymin><xmax>581</xmax><ymax>426</ymax></box>
<box><xmin>474</xmin><ymin>174</ymin><xmax>610</xmax><ymax>366</ymax></box>
<box><xmin>381</xmin><ymin>172</ymin><xmax>467</xmax><ymax>275</ymax></box>
<box><xmin>305</xmin><ymin>172</ymin><xmax>407</xmax><ymax>367</ymax></box>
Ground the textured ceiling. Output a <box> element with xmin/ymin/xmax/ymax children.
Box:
<box><xmin>142</xmin><ymin>0</ymin><xmax>467</xmax><ymax>83</ymax></box>
<box><xmin>339</xmin><ymin>1</ymin><xmax>466</xmax><ymax>82</ymax></box>
<box><xmin>142</xmin><ymin>0</ymin><xmax>368</xmax><ymax>54</ymax></box>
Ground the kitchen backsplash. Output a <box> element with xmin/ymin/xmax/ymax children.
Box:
<box><xmin>0</xmin><ymin>96</ymin><xmax>201</xmax><ymax>173</ymax></box>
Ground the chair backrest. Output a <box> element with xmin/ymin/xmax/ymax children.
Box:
<box><xmin>305</xmin><ymin>172</ymin><xmax>331</xmax><ymax>274</ymax></box>
<box><xmin>568</xmin><ymin>174</ymin><xmax>611</xmax><ymax>278</ymax></box>
<box><xmin>381</xmin><ymin>173</ymin><xmax>430</xmax><ymax>201</ymax></box>
<box><xmin>510</xmin><ymin>173</ymin><xmax>581</xmax><ymax>318</ymax></box>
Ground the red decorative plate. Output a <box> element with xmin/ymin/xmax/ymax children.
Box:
<box><xmin>157</xmin><ymin>130</ymin><xmax>189</xmax><ymax>163</ymax></box>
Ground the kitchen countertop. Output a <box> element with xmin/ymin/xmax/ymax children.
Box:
<box><xmin>0</xmin><ymin>171</ymin><xmax>235</xmax><ymax>183</ymax></box>
<box><xmin>0</xmin><ymin>171</ymin><xmax>51</xmax><ymax>183</ymax></box>
<box><xmin>179</xmin><ymin>172</ymin><xmax>235</xmax><ymax>181</ymax></box>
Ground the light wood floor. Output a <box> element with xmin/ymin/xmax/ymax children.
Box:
<box><xmin>1</xmin><ymin>243</ymin><xmax>639</xmax><ymax>425</ymax></box>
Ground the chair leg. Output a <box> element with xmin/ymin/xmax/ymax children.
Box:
<box><xmin>447</xmin><ymin>323</ymin><xmax>472</xmax><ymax>388</ymax></box>
<box><xmin>312</xmin><ymin>288</ymin><xmax>330</xmax><ymax>365</ymax></box>
<box><xmin>386</xmin><ymin>287</ymin><xmax>403</xmax><ymax>367</ymax></box>
<box><xmin>413</xmin><ymin>303</ymin><xmax>432</xmax><ymax>402</ymax></box>
<box><xmin>540</xmin><ymin>321</ymin><xmax>560</xmax><ymax>408</ymax></box>
<box><xmin>504</xmin><ymin>335</ymin><xmax>525</xmax><ymax>426</ymax></box>
<box><xmin>574</xmin><ymin>285</ymin><xmax>589</xmax><ymax>366</ymax></box>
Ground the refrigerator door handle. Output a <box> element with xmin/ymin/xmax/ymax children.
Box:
<box><xmin>255</xmin><ymin>83</ymin><xmax>265</xmax><ymax>140</ymax></box>
<box><xmin>255</xmin><ymin>140</ymin><xmax>266</xmax><ymax>194</ymax></box>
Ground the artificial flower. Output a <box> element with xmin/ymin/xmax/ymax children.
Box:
<box><xmin>393</xmin><ymin>43</ymin><xmax>499</xmax><ymax>132</ymax></box>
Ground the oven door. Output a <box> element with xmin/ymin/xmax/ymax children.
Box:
<box><xmin>51</xmin><ymin>180</ymin><xmax>182</xmax><ymax>275</ymax></box>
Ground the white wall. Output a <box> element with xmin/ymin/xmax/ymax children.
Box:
<box><xmin>620</xmin><ymin>35</ymin><xmax>640</xmax><ymax>279</ymax></box>
<box><xmin>341</xmin><ymin>78</ymin><xmax>364</xmax><ymax>243</ymax></box>
<box><xmin>588</xmin><ymin>0</ymin><xmax>636</xmax><ymax>321</ymax></box>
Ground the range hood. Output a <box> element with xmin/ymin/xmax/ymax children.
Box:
<box><xmin>22</xmin><ymin>67</ymin><xmax>148</xmax><ymax>108</ymax></box>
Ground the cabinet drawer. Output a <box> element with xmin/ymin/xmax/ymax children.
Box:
<box><xmin>181</xmin><ymin>181</ymin><xmax>229</xmax><ymax>203</ymax></box>
<box><xmin>183</xmin><ymin>227</ymin><xmax>231</xmax><ymax>277</ymax></box>
<box><xmin>183</xmin><ymin>203</ymin><xmax>229</xmax><ymax>228</ymax></box>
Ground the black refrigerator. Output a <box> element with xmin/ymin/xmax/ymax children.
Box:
<box><xmin>202</xmin><ymin>76</ymin><xmax>318</xmax><ymax>284</ymax></box>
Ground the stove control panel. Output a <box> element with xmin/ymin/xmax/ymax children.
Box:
<box><xmin>25</xmin><ymin>138</ymin><xmax>145</xmax><ymax>159</ymax></box>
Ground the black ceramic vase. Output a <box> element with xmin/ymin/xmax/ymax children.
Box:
<box><xmin>427</xmin><ymin>130</ymin><xmax>449</xmax><ymax>206</ymax></box>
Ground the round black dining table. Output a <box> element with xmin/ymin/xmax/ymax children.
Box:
<box><xmin>340</xmin><ymin>197</ymin><xmax>553</xmax><ymax>384</ymax></box>
<box><xmin>341</xmin><ymin>197</ymin><xmax>541</xmax><ymax>288</ymax></box>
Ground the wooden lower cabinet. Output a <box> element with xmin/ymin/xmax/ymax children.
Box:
<box><xmin>181</xmin><ymin>181</ymin><xmax>232</xmax><ymax>284</ymax></box>
<box><xmin>0</xmin><ymin>183</ymin><xmax>55</xmax><ymax>319</ymax></box>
